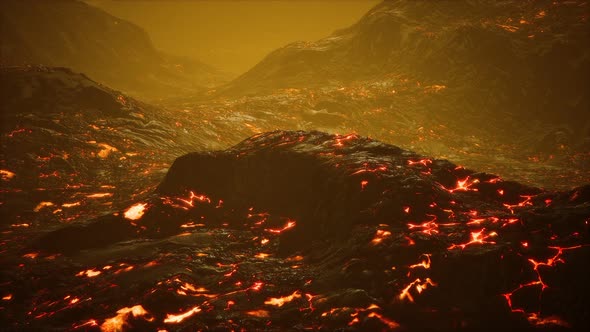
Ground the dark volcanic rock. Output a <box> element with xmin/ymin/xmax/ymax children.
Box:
<box><xmin>26</xmin><ymin>130</ymin><xmax>590</xmax><ymax>331</ymax></box>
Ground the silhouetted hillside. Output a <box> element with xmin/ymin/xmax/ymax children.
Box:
<box><xmin>222</xmin><ymin>0</ymin><xmax>589</xmax><ymax>136</ymax></box>
<box><xmin>0</xmin><ymin>0</ymin><xmax>227</xmax><ymax>99</ymax></box>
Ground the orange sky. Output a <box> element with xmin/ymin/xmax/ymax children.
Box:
<box><xmin>87</xmin><ymin>0</ymin><xmax>380</xmax><ymax>75</ymax></box>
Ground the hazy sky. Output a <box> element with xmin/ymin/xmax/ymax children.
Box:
<box><xmin>87</xmin><ymin>0</ymin><xmax>380</xmax><ymax>75</ymax></box>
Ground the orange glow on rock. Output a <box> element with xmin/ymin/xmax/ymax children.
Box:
<box><xmin>164</xmin><ymin>306</ymin><xmax>201</xmax><ymax>324</ymax></box>
<box><xmin>264</xmin><ymin>290</ymin><xmax>302</xmax><ymax>307</ymax></box>
<box><xmin>502</xmin><ymin>245</ymin><xmax>585</xmax><ymax>316</ymax></box>
<box><xmin>23</xmin><ymin>252</ymin><xmax>39</xmax><ymax>259</ymax></box>
<box><xmin>0</xmin><ymin>169</ymin><xmax>16</xmax><ymax>180</ymax></box>
<box><xmin>97</xmin><ymin>143</ymin><xmax>118</xmax><ymax>158</ymax></box>
<box><xmin>73</xmin><ymin>319</ymin><xmax>98</xmax><ymax>329</ymax></box>
<box><xmin>100</xmin><ymin>305</ymin><xmax>150</xmax><ymax>332</ymax></box>
<box><xmin>361</xmin><ymin>180</ymin><xmax>368</xmax><ymax>190</ymax></box>
<box><xmin>448</xmin><ymin>229</ymin><xmax>497</xmax><ymax>250</ymax></box>
<box><xmin>527</xmin><ymin>313</ymin><xmax>570</xmax><ymax>328</ymax></box>
<box><xmin>371</xmin><ymin>229</ymin><xmax>392</xmax><ymax>245</ymax></box>
<box><xmin>178</xmin><ymin>191</ymin><xmax>212</xmax><ymax>208</ymax></box>
<box><xmin>399</xmin><ymin>278</ymin><xmax>437</xmax><ymax>302</ymax></box>
<box><xmin>86</xmin><ymin>193</ymin><xmax>113</xmax><ymax>199</ymax></box>
<box><xmin>367</xmin><ymin>312</ymin><xmax>400</xmax><ymax>329</ymax></box>
<box><xmin>407</xmin><ymin>218</ymin><xmax>439</xmax><ymax>235</ymax></box>
<box><xmin>409</xmin><ymin>254</ymin><xmax>431</xmax><ymax>269</ymax></box>
<box><xmin>33</xmin><ymin>201</ymin><xmax>54</xmax><ymax>212</ymax></box>
<box><xmin>266</xmin><ymin>220</ymin><xmax>296</xmax><ymax>233</ymax></box>
<box><xmin>124</xmin><ymin>203</ymin><xmax>147</xmax><ymax>220</ymax></box>
<box><xmin>503</xmin><ymin>195</ymin><xmax>534</xmax><ymax>214</ymax></box>
<box><xmin>76</xmin><ymin>268</ymin><xmax>102</xmax><ymax>278</ymax></box>
<box><xmin>62</xmin><ymin>202</ymin><xmax>81</xmax><ymax>208</ymax></box>
<box><xmin>246</xmin><ymin>310</ymin><xmax>270</xmax><ymax>318</ymax></box>
<box><xmin>444</xmin><ymin>176</ymin><xmax>480</xmax><ymax>193</ymax></box>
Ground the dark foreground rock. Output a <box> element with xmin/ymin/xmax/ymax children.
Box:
<box><xmin>3</xmin><ymin>130</ymin><xmax>589</xmax><ymax>331</ymax></box>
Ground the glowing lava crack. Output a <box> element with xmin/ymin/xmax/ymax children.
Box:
<box><xmin>5</xmin><ymin>130</ymin><xmax>589</xmax><ymax>331</ymax></box>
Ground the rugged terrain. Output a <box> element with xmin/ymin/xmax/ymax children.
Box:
<box><xmin>2</xmin><ymin>130</ymin><xmax>589</xmax><ymax>331</ymax></box>
<box><xmin>0</xmin><ymin>0</ymin><xmax>589</xmax><ymax>331</ymax></box>
<box><xmin>216</xmin><ymin>0</ymin><xmax>590</xmax><ymax>161</ymax></box>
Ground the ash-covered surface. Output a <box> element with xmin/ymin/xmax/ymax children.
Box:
<box><xmin>3</xmin><ymin>130</ymin><xmax>588</xmax><ymax>331</ymax></box>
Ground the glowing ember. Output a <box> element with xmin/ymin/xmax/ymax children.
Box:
<box><xmin>73</xmin><ymin>319</ymin><xmax>98</xmax><ymax>329</ymax></box>
<box><xmin>255</xmin><ymin>253</ymin><xmax>270</xmax><ymax>259</ymax></box>
<box><xmin>0</xmin><ymin>169</ymin><xmax>16</xmax><ymax>180</ymax></box>
<box><xmin>100</xmin><ymin>305</ymin><xmax>150</xmax><ymax>332</ymax></box>
<box><xmin>399</xmin><ymin>278</ymin><xmax>437</xmax><ymax>302</ymax></box>
<box><xmin>86</xmin><ymin>193</ymin><xmax>113</xmax><ymax>199</ymax></box>
<box><xmin>97</xmin><ymin>143</ymin><xmax>118</xmax><ymax>158</ymax></box>
<box><xmin>503</xmin><ymin>195</ymin><xmax>534</xmax><ymax>214</ymax></box>
<box><xmin>3</xmin><ymin>294</ymin><xmax>12</xmax><ymax>301</ymax></box>
<box><xmin>409</xmin><ymin>254</ymin><xmax>431</xmax><ymax>269</ymax></box>
<box><xmin>361</xmin><ymin>180</ymin><xmax>369</xmax><ymax>190</ymax></box>
<box><xmin>333</xmin><ymin>133</ymin><xmax>358</xmax><ymax>147</ymax></box>
<box><xmin>367</xmin><ymin>312</ymin><xmax>400</xmax><ymax>329</ymax></box>
<box><xmin>23</xmin><ymin>252</ymin><xmax>39</xmax><ymax>259</ymax></box>
<box><xmin>61</xmin><ymin>202</ymin><xmax>81</xmax><ymax>208</ymax></box>
<box><xmin>249</xmin><ymin>282</ymin><xmax>264</xmax><ymax>291</ymax></box>
<box><xmin>10</xmin><ymin>223</ymin><xmax>30</xmax><ymax>228</ymax></box>
<box><xmin>164</xmin><ymin>306</ymin><xmax>201</xmax><ymax>324</ymax></box>
<box><xmin>33</xmin><ymin>201</ymin><xmax>54</xmax><ymax>212</ymax></box>
<box><xmin>178</xmin><ymin>191</ymin><xmax>212</xmax><ymax>207</ymax></box>
<box><xmin>266</xmin><ymin>220</ymin><xmax>296</xmax><ymax>233</ymax></box>
<box><xmin>246</xmin><ymin>310</ymin><xmax>270</xmax><ymax>318</ymax></box>
<box><xmin>124</xmin><ymin>203</ymin><xmax>147</xmax><ymax>220</ymax></box>
<box><xmin>448</xmin><ymin>229</ymin><xmax>497</xmax><ymax>250</ymax></box>
<box><xmin>407</xmin><ymin>218</ymin><xmax>439</xmax><ymax>235</ymax></box>
<box><xmin>443</xmin><ymin>176</ymin><xmax>480</xmax><ymax>193</ymax></box>
<box><xmin>527</xmin><ymin>313</ymin><xmax>570</xmax><ymax>328</ymax></box>
<box><xmin>371</xmin><ymin>229</ymin><xmax>392</xmax><ymax>245</ymax></box>
<box><xmin>407</xmin><ymin>159</ymin><xmax>432</xmax><ymax>167</ymax></box>
<box><xmin>264</xmin><ymin>290</ymin><xmax>302</xmax><ymax>307</ymax></box>
<box><xmin>76</xmin><ymin>269</ymin><xmax>102</xmax><ymax>278</ymax></box>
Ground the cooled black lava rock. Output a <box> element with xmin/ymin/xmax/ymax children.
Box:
<box><xmin>27</xmin><ymin>130</ymin><xmax>590</xmax><ymax>331</ymax></box>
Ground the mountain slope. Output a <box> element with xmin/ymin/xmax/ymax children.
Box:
<box><xmin>0</xmin><ymin>0</ymin><xmax>226</xmax><ymax>99</ymax></box>
<box><xmin>221</xmin><ymin>0</ymin><xmax>590</xmax><ymax>135</ymax></box>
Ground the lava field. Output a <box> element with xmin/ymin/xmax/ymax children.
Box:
<box><xmin>1</xmin><ymin>0</ymin><xmax>589</xmax><ymax>331</ymax></box>
<box><xmin>2</xmin><ymin>130</ymin><xmax>589</xmax><ymax>331</ymax></box>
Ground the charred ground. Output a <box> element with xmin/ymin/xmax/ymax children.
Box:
<box><xmin>1</xmin><ymin>1</ymin><xmax>589</xmax><ymax>331</ymax></box>
<box><xmin>1</xmin><ymin>130</ymin><xmax>589</xmax><ymax>331</ymax></box>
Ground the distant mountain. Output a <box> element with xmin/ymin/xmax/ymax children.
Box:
<box><xmin>0</xmin><ymin>0</ymin><xmax>227</xmax><ymax>99</ymax></box>
<box><xmin>221</xmin><ymin>0</ymin><xmax>589</xmax><ymax>134</ymax></box>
